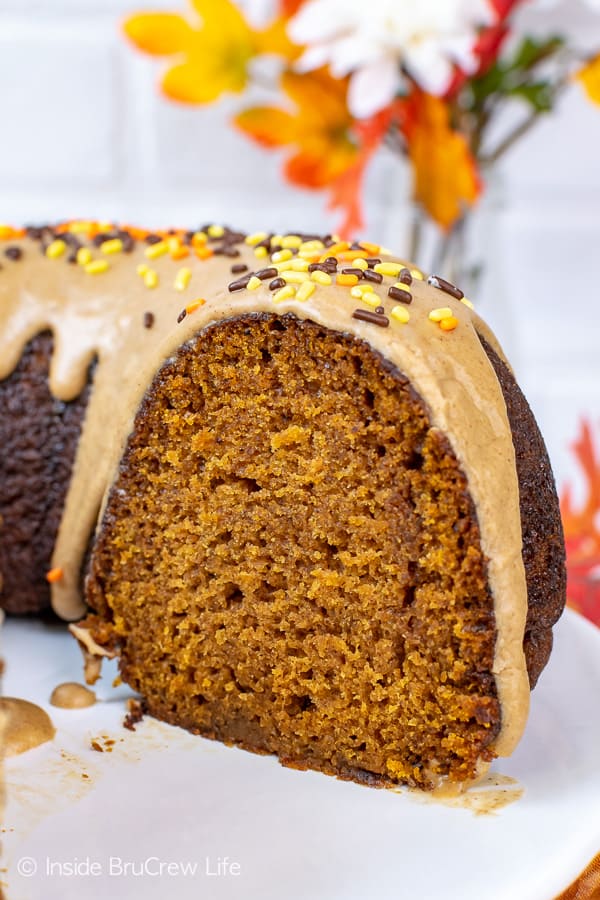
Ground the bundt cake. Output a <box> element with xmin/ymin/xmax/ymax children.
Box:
<box><xmin>0</xmin><ymin>222</ymin><xmax>566</xmax><ymax>790</ymax></box>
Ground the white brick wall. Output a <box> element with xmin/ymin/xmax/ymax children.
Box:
<box><xmin>0</xmin><ymin>0</ymin><xmax>599</xmax><ymax>489</ymax></box>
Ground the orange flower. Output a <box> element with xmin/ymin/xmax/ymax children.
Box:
<box><xmin>123</xmin><ymin>0</ymin><xmax>296</xmax><ymax>105</ymax></box>
<box><xmin>561</xmin><ymin>418</ymin><xmax>600</xmax><ymax>627</ymax></box>
<box><xmin>327</xmin><ymin>106</ymin><xmax>397</xmax><ymax>237</ymax></box>
<box><xmin>235</xmin><ymin>69</ymin><xmax>358</xmax><ymax>190</ymax></box>
<box><xmin>575</xmin><ymin>53</ymin><xmax>600</xmax><ymax>105</ymax></box>
<box><xmin>402</xmin><ymin>91</ymin><xmax>480</xmax><ymax>231</ymax></box>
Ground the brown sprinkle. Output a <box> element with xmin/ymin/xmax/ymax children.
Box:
<box><xmin>231</xmin><ymin>263</ymin><xmax>248</xmax><ymax>274</ymax></box>
<box><xmin>228</xmin><ymin>274</ymin><xmax>251</xmax><ymax>292</ymax></box>
<box><xmin>428</xmin><ymin>275</ymin><xmax>464</xmax><ymax>299</ymax></box>
<box><xmin>352</xmin><ymin>309</ymin><xmax>389</xmax><ymax>328</ymax></box>
<box><xmin>269</xmin><ymin>277</ymin><xmax>286</xmax><ymax>291</ymax></box>
<box><xmin>143</xmin><ymin>311</ymin><xmax>155</xmax><ymax>329</ymax></box>
<box><xmin>365</xmin><ymin>258</ymin><xmax>382</xmax><ymax>267</ymax></box>
<box><xmin>255</xmin><ymin>267</ymin><xmax>278</xmax><ymax>281</ymax></box>
<box><xmin>341</xmin><ymin>268</ymin><xmax>364</xmax><ymax>278</ymax></box>
<box><xmin>388</xmin><ymin>285</ymin><xmax>412</xmax><ymax>304</ymax></box>
<box><xmin>399</xmin><ymin>268</ymin><xmax>412</xmax><ymax>285</ymax></box>
<box><xmin>308</xmin><ymin>263</ymin><xmax>330</xmax><ymax>274</ymax></box>
<box><xmin>363</xmin><ymin>269</ymin><xmax>383</xmax><ymax>284</ymax></box>
<box><xmin>375</xmin><ymin>306</ymin><xmax>385</xmax><ymax>314</ymax></box>
<box><xmin>4</xmin><ymin>245</ymin><xmax>23</xmax><ymax>261</ymax></box>
<box><xmin>177</xmin><ymin>309</ymin><xmax>187</xmax><ymax>323</ymax></box>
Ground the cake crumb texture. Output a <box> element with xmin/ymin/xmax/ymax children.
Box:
<box><xmin>87</xmin><ymin>314</ymin><xmax>501</xmax><ymax>788</ymax></box>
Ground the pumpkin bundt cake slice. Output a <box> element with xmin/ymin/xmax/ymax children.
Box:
<box><xmin>0</xmin><ymin>224</ymin><xmax>565</xmax><ymax>789</ymax></box>
<box><xmin>86</xmin><ymin>314</ymin><xmax>502</xmax><ymax>788</ymax></box>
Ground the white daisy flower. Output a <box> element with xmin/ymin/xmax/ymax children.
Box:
<box><xmin>288</xmin><ymin>0</ymin><xmax>497</xmax><ymax>118</ymax></box>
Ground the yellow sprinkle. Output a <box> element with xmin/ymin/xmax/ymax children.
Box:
<box><xmin>46</xmin><ymin>239</ymin><xmax>67</xmax><ymax>259</ymax></box>
<box><xmin>76</xmin><ymin>247</ymin><xmax>92</xmax><ymax>266</ymax></box>
<box><xmin>273</xmin><ymin>285</ymin><xmax>297</xmax><ymax>303</ymax></box>
<box><xmin>271</xmin><ymin>234</ymin><xmax>284</xmax><ymax>246</ymax></box>
<box><xmin>85</xmin><ymin>259</ymin><xmax>109</xmax><ymax>275</ymax></box>
<box><xmin>281</xmin><ymin>235</ymin><xmax>302</xmax><ymax>249</ymax></box>
<box><xmin>429</xmin><ymin>307</ymin><xmax>453</xmax><ymax>322</ymax></box>
<box><xmin>353</xmin><ymin>258</ymin><xmax>369</xmax><ymax>270</ymax></box>
<box><xmin>168</xmin><ymin>236</ymin><xmax>182</xmax><ymax>253</ymax></box>
<box><xmin>68</xmin><ymin>221</ymin><xmax>93</xmax><ymax>234</ymax></box>
<box><xmin>145</xmin><ymin>240</ymin><xmax>169</xmax><ymax>260</ymax></box>
<box><xmin>391</xmin><ymin>305</ymin><xmax>411</xmax><ymax>324</ymax></box>
<box><xmin>298</xmin><ymin>249</ymin><xmax>320</xmax><ymax>260</ymax></box>
<box><xmin>299</xmin><ymin>240</ymin><xmax>324</xmax><ymax>252</ymax></box>
<box><xmin>144</xmin><ymin>269</ymin><xmax>159</xmax><ymax>289</ymax></box>
<box><xmin>272</xmin><ymin>249</ymin><xmax>293</xmax><ymax>263</ymax></box>
<box><xmin>461</xmin><ymin>297</ymin><xmax>474</xmax><ymax>309</ymax></box>
<box><xmin>208</xmin><ymin>224</ymin><xmax>225</xmax><ymax>238</ymax></box>
<box><xmin>374</xmin><ymin>262</ymin><xmax>402</xmax><ymax>277</ymax></box>
<box><xmin>192</xmin><ymin>231</ymin><xmax>207</xmax><ymax>245</ymax></box>
<box><xmin>247</xmin><ymin>275</ymin><xmax>262</xmax><ymax>290</ymax></box>
<box><xmin>245</xmin><ymin>231</ymin><xmax>267</xmax><ymax>246</ymax></box>
<box><xmin>136</xmin><ymin>263</ymin><xmax>149</xmax><ymax>277</ymax></box>
<box><xmin>310</xmin><ymin>270</ymin><xmax>332</xmax><ymax>286</ymax></box>
<box><xmin>174</xmin><ymin>267</ymin><xmax>192</xmax><ymax>291</ymax></box>
<box><xmin>411</xmin><ymin>268</ymin><xmax>425</xmax><ymax>280</ymax></box>
<box><xmin>254</xmin><ymin>246</ymin><xmax>268</xmax><ymax>259</ymax></box>
<box><xmin>289</xmin><ymin>258</ymin><xmax>309</xmax><ymax>271</ymax></box>
<box><xmin>101</xmin><ymin>238</ymin><xmax>123</xmax><ymax>255</ymax></box>
<box><xmin>380</xmin><ymin>247</ymin><xmax>394</xmax><ymax>256</ymax></box>
<box><xmin>359</xmin><ymin>292</ymin><xmax>381</xmax><ymax>309</ymax></box>
<box><xmin>350</xmin><ymin>284</ymin><xmax>374</xmax><ymax>299</ymax></box>
<box><xmin>283</xmin><ymin>271</ymin><xmax>309</xmax><ymax>284</ymax></box>
<box><xmin>296</xmin><ymin>281</ymin><xmax>316</xmax><ymax>302</ymax></box>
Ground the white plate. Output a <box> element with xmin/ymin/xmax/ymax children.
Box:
<box><xmin>2</xmin><ymin>608</ymin><xmax>600</xmax><ymax>900</ymax></box>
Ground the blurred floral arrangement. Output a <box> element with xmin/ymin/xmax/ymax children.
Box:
<box><xmin>561</xmin><ymin>419</ymin><xmax>600</xmax><ymax>627</ymax></box>
<box><xmin>124</xmin><ymin>0</ymin><xmax>600</xmax><ymax>263</ymax></box>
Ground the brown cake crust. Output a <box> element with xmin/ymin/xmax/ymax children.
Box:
<box><xmin>479</xmin><ymin>336</ymin><xmax>566</xmax><ymax>687</ymax></box>
<box><xmin>0</xmin><ymin>333</ymin><xmax>90</xmax><ymax>614</ymax></box>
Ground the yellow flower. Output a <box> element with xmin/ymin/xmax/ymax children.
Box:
<box><xmin>575</xmin><ymin>53</ymin><xmax>600</xmax><ymax>105</ymax></box>
<box><xmin>123</xmin><ymin>0</ymin><xmax>297</xmax><ymax>104</ymax></box>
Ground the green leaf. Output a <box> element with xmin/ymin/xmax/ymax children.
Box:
<box><xmin>509</xmin><ymin>81</ymin><xmax>554</xmax><ymax>112</ymax></box>
<box><xmin>509</xmin><ymin>36</ymin><xmax>565</xmax><ymax>72</ymax></box>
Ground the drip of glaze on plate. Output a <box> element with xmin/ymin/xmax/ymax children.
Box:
<box><xmin>0</xmin><ymin>697</ymin><xmax>55</xmax><ymax>756</ymax></box>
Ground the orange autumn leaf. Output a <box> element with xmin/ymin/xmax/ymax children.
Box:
<box><xmin>560</xmin><ymin>418</ymin><xmax>600</xmax><ymax>627</ymax></box>
<box><xmin>235</xmin><ymin>69</ymin><xmax>358</xmax><ymax>190</ymax></box>
<box><xmin>404</xmin><ymin>92</ymin><xmax>480</xmax><ymax>231</ymax></box>
<box><xmin>575</xmin><ymin>53</ymin><xmax>600</xmax><ymax>105</ymax></box>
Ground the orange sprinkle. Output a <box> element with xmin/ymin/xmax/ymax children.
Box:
<box><xmin>185</xmin><ymin>299</ymin><xmax>206</xmax><ymax>315</ymax></box>
<box><xmin>0</xmin><ymin>224</ymin><xmax>25</xmax><ymax>240</ymax></box>
<box><xmin>357</xmin><ymin>241</ymin><xmax>381</xmax><ymax>256</ymax></box>
<box><xmin>46</xmin><ymin>567</ymin><xmax>64</xmax><ymax>583</ymax></box>
<box><xmin>170</xmin><ymin>244</ymin><xmax>190</xmax><ymax>260</ymax></box>
<box><xmin>439</xmin><ymin>316</ymin><xmax>459</xmax><ymax>332</ymax></box>
<box><xmin>195</xmin><ymin>246</ymin><xmax>214</xmax><ymax>261</ymax></box>
<box><xmin>327</xmin><ymin>240</ymin><xmax>350</xmax><ymax>255</ymax></box>
<box><xmin>337</xmin><ymin>273</ymin><xmax>359</xmax><ymax>287</ymax></box>
<box><xmin>337</xmin><ymin>250</ymin><xmax>372</xmax><ymax>262</ymax></box>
